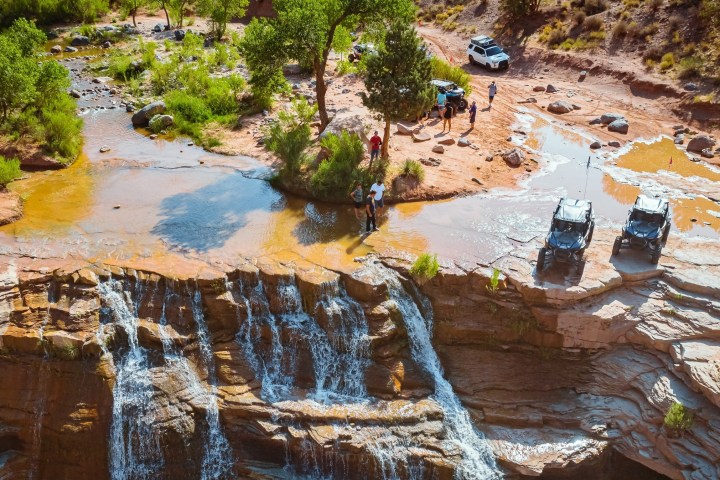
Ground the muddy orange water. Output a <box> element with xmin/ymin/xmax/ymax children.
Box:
<box><xmin>0</xmin><ymin>62</ymin><xmax>718</xmax><ymax>271</ymax></box>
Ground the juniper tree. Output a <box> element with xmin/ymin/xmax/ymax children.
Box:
<box><xmin>361</xmin><ymin>21</ymin><xmax>434</xmax><ymax>163</ymax></box>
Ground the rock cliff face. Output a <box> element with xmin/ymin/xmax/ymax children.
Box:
<box><xmin>0</xmin><ymin>242</ymin><xmax>719</xmax><ymax>479</ymax></box>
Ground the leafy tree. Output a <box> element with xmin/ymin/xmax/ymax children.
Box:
<box><xmin>237</xmin><ymin>18</ymin><xmax>288</xmax><ymax>108</ymax></box>
<box><xmin>122</xmin><ymin>0</ymin><xmax>147</xmax><ymax>27</ymax></box>
<box><xmin>362</xmin><ymin>21</ymin><xmax>434</xmax><ymax>162</ymax></box>
<box><xmin>0</xmin><ymin>36</ymin><xmax>39</xmax><ymax>122</ymax></box>
<box><xmin>154</xmin><ymin>0</ymin><xmax>172</xmax><ymax>28</ymax></box>
<box><xmin>197</xmin><ymin>0</ymin><xmax>249</xmax><ymax>40</ymax></box>
<box><xmin>244</xmin><ymin>0</ymin><xmax>415</xmax><ymax>129</ymax></box>
<box><xmin>502</xmin><ymin>0</ymin><xmax>541</xmax><ymax>17</ymax></box>
<box><xmin>0</xmin><ymin>19</ymin><xmax>82</xmax><ymax>163</ymax></box>
<box><xmin>168</xmin><ymin>0</ymin><xmax>194</xmax><ymax>26</ymax></box>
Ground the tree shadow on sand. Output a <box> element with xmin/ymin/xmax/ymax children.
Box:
<box><xmin>151</xmin><ymin>172</ymin><xmax>282</xmax><ymax>252</ymax></box>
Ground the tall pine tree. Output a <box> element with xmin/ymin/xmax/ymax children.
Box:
<box><xmin>362</xmin><ymin>21</ymin><xmax>434</xmax><ymax>163</ymax></box>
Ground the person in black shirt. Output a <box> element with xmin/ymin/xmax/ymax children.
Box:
<box><xmin>442</xmin><ymin>104</ymin><xmax>454</xmax><ymax>132</ymax></box>
<box><xmin>365</xmin><ymin>190</ymin><xmax>378</xmax><ymax>233</ymax></box>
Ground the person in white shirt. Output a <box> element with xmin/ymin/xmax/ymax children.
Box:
<box><xmin>373</xmin><ymin>179</ymin><xmax>386</xmax><ymax>216</ymax></box>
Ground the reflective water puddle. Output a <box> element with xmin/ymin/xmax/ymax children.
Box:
<box><xmin>1</xmin><ymin>78</ymin><xmax>718</xmax><ymax>271</ymax></box>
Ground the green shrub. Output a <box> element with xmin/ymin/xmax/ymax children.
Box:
<box><xmin>265</xmin><ymin>98</ymin><xmax>317</xmax><ymax>177</ymax></box>
<box><xmin>41</xmin><ymin>97</ymin><xmax>83</xmax><ymax>162</ymax></box>
<box><xmin>613</xmin><ymin>21</ymin><xmax>629</xmax><ymax>38</ymax></box>
<box><xmin>584</xmin><ymin>0</ymin><xmax>609</xmax><ymax>14</ymax></box>
<box><xmin>678</xmin><ymin>56</ymin><xmax>702</xmax><ymax>78</ymax></box>
<box><xmin>664</xmin><ymin>402</ymin><xmax>694</xmax><ymax>434</ymax></box>
<box><xmin>583</xmin><ymin>15</ymin><xmax>604</xmax><ymax>31</ymax></box>
<box><xmin>311</xmin><ymin>132</ymin><xmax>366</xmax><ymax>196</ymax></box>
<box><xmin>401</xmin><ymin>159</ymin><xmax>425</xmax><ymax>182</ymax></box>
<box><xmin>410</xmin><ymin>253</ymin><xmax>439</xmax><ymax>281</ymax></box>
<box><xmin>0</xmin><ymin>0</ymin><xmax>109</xmax><ymax>27</ymax></box>
<box><xmin>205</xmin><ymin>79</ymin><xmax>237</xmax><ymax>115</ymax></box>
<box><xmin>659</xmin><ymin>52</ymin><xmax>675</xmax><ymax>71</ymax></box>
<box><xmin>486</xmin><ymin>268</ymin><xmax>502</xmax><ymax>294</ymax></box>
<box><xmin>430</xmin><ymin>57</ymin><xmax>472</xmax><ymax>94</ymax></box>
<box><xmin>165</xmin><ymin>91</ymin><xmax>213</xmax><ymax>123</ymax></box>
<box><xmin>0</xmin><ymin>156</ymin><xmax>21</xmax><ymax>186</ymax></box>
<box><xmin>336</xmin><ymin>59</ymin><xmax>357</xmax><ymax>75</ymax></box>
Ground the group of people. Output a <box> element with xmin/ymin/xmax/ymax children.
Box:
<box><xmin>349</xmin><ymin>82</ymin><xmax>499</xmax><ymax>234</ymax></box>
<box><xmin>436</xmin><ymin>81</ymin><xmax>497</xmax><ymax>132</ymax></box>
<box><xmin>350</xmin><ymin>178</ymin><xmax>386</xmax><ymax>233</ymax></box>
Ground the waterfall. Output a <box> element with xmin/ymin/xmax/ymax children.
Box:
<box><xmin>99</xmin><ymin>279</ymin><xmax>165</xmax><ymax>480</ymax></box>
<box><xmin>365</xmin><ymin>262</ymin><xmax>501</xmax><ymax>480</ymax></box>
<box><xmin>232</xmin><ymin>275</ymin><xmax>370</xmax><ymax>403</ymax></box>
<box><xmin>99</xmin><ymin>278</ymin><xmax>233</xmax><ymax>480</ymax></box>
<box><xmin>189</xmin><ymin>287</ymin><xmax>234</xmax><ymax>480</ymax></box>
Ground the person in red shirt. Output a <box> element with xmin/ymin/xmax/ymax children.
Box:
<box><xmin>369</xmin><ymin>131</ymin><xmax>382</xmax><ymax>163</ymax></box>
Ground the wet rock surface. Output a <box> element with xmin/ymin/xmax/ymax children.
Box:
<box><xmin>0</xmin><ymin>235</ymin><xmax>717</xmax><ymax>479</ymax></box>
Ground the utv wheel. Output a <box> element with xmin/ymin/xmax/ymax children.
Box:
<box><xmin>468</xmin><ymin>55</ymin><xmax>476</xmax><ymax>66</ymax></box>
<box><xmin>587</xmin><ymin>224</ymin><xmax>594</xmax><ymax>244</ymax></box>
<box><xmin>457</xmin><ymin>99</ymin><xmax>468</xmax><ymax>110</ymax></box>
<box><xmin>662</xmin><ymin>224</ymin><xmax>671</xmax><ymax>243</ymax></box>
<box><xmin>537</xmin><ymin>248</ymin><xmax>547</xmax><ymax>275</ymax></box>
<box><xmin>612</xmin><ymin>236</ymin><xmax>622</xmax><ymax>256</ymax></box>
<box><xmin>576</xmin><ymin>260</ymin><xmax>586</xmax><ymax>277</ymax></box>
<box><xmin>651</xmin><ymin>246</ymin><xmax>662</xmax><ymax>265</ymax></box>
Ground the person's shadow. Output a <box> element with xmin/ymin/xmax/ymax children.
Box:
<box><xmin>481</xmin><ymin>106</ymin><xmax>491</xmax><ymax>112</ymax></box>
<box><xmin>345</xmin><ymin>232</ymin><xmax>371</xmax><ymax>254</ymax></box>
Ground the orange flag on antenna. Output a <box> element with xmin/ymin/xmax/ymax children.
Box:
<box><xmin>669</xmin><ymin>157</ymin><xmax>673</xmax><ymax>165</ymax></box>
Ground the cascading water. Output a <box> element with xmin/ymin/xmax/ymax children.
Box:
<box><xmin>366</xmin><ymin>262</ymin><xmax>501</xmax><ymax>480</ymax></box>
<box><xmin>99</xmin><ymin>278</ymin><xmax>233</xmax><ymax>480</ymax></box>
<box><xmin>189</xmin><ymin>286</ymin><xmax>234</xmax><ymax>480</ymax></box>
<box><xmin>99</xmin><ymin>279</ymin><xmax>165</xmax><ymax>480</ymax></box>
<box><xmin>232</xmin><ymin>275</ymin><xmax>369</xmax><ymax>403</ymax></box>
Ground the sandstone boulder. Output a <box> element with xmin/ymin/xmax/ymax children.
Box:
<box><xmin>131</xmin><ymin>101</ymin><xmax>166</xmax><ymax>127</ymax></box>
<box><xmin>50</xmin><ymin>45</ymin><xmax>62</xmax><ymax>54</ymax></box>
<box><xmin>687</xmin><ymin>134</ymin><xmax>716</xmax><ymax>153</ymax></box>
<box><xmin>437</xmin><ymin>137</ymin><xmax>455</xmax><ymax>146</ymax></box>
<box><xmin>590</xmin><ymin>140</ymin><xmax>601</xmax><ymax>149</ymax></box>
<box><xmin>319</xmin><ymin>109</ymin><xmax>369</xmax><ymax>144</ymax></box>
<box><xmin>608</xmin><ymin>141</ymin><xmax>621</xmax><ymax>148</ymax></box>
<box><xmin>412</xmin><ymin>132</ymin><xmax>431</xmax><ymax>142</ymax></box>
<box><xmin>64</xmin><ymin>46</ymin><xmax>78</xmax><ymax>53</ymax></box>
<box><xmin>70</xmin><ymin>35</ymin><xmax>90</xmax><ymax>46</ymax></box>
<box><xmin>533</xmin><ymin>86</ymin><xmax>546</xmax><ymax>92</ymax></box>
<box><xmin>148</xmin><ymin>114</ymin><xmax>174</xmax><ymax>131</ymax></box>
<box><xmin>547</xmin><ymin>101</ymin><xmax>574</xmax><ymax>114</ymax></box>
<box><xmin>600</xmin><ymin>113</ymin><xmax>625</xmax><ymax>125</ymax></box>
<box><xmin>546</xmin><ymin>84</ymin><xmax>558</xmax><ymax>93</ymax></box>
<box><xmin>396</xmin><ymin>123</ymin><xmax>417</xmax><ymax>135</ymax></box>
<box><xmin>608</xmin><ymin>119</ymin><xmax>629</xmax><ymax>134</ymax></box>
<box><xmin>432</xmin><ymin>144</ymin><xmax>445</xmax><ymax>154</ymax></box>
<box><xmin>502</xmin><ymin>148</ymin><xmax>525</xmax><ymax>167</ymax></box>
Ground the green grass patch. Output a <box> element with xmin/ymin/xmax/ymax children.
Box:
<box><xmin>0</xmin><ymin>156</ymin><xmax>21</xmax><ymax>186</ymax></box>
<box><xmin>401</xmin><ymin>159</ymin><xmax>425</xmax><ymax>182</ymax></box>
<box><xmin>410</xmin><ymin>253</ymin><xmax>440</xmax><ymax>281</ymax></box>
<box><xmin>430</xmin><ymin>57</ymin><xmax>472</xmax><ymax>94</ymax></box>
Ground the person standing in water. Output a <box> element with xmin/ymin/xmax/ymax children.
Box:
<box><xmin>365</xmin><ymin>190</ymin><xmax>378</xmax><ymax>233</ymax></box>
<box><xmin>488</xmin><ymin>81</ymin><xmax>497</xmax><ymax>109</ymax></box>
<box><xmin>350</xmin><ymin>183</ymin><xmax>363</xmax><ymax>219</ymax></box>
<box><xmin>468</xmin><ymin>101</ymin><xmax>477</xmax><ymax>130</ymax></box>
<box><xmin>373</xmin><ymin>179</ymin><xmax>386</xmax><ymax>216</ymax></box>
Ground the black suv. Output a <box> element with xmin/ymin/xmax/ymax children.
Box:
<box><xmin>537</xmin><ymin>198</ymin><xmax>595</xmax><ymax>276</ymax></box>
<box><xmin>612</xmin><ymin>195</ymin><xmax>671</xmax><ymax>264</ymax></box>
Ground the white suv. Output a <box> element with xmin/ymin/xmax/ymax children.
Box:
<box><xmin>467</xmin><ymin>35</ymin><xmax>510</xmax><ymax>70</ymax></box>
